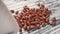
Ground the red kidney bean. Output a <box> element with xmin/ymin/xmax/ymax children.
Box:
<box><xmin>15</xmin><ymin>11</ymin><xmax>19</xmax><ymax>14</ymax></box>
<box><xmin>31</xmin><ymin>25</ymin><xmax>37</xmax><ymax>29</ymax></box>
<box><xmin>26</xmin><ymin>26</ymin><xmax>31</xmax><ymax>31</ymax></box>
<box><xmin>10</xmin><ymin>10</ymin><xmax>14</xmax><ymax>13</ymax></box>
<box><xmin>37</xmin><ymin>3</ymin><xmax>40</xmax><ymax>7</ymax></box>
<box><xmin>12</xmin><ymin>3</ymin><xmax>57</xmax><ymax>32</ymax></box>
<box><xmin>41</xmin><ymin>20</ymin><xmax>46</xmax><ymax>27</ymax></box>
<box><xmin>36</xmin><ymin>24</ymin><xmax>40</xmax><ymax>29</ymax></box>
<box><xmin>20</xmin><ymin>27</ymin><xmax>22</xmax><ymax>32</ymax></box>
<box><xmin>50</xmin><ymin>17</ymin><xmax>56</xmax><ymax>26</ymax></box>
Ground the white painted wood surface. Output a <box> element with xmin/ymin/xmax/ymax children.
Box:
<box><xmin>1</xmin><ymin>0</ymin><xmax>60</xmax><ymax>34</ymax></box>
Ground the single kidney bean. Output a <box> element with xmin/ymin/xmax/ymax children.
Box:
<box><xmin>10</xmin><ymin>10</ymin><xmax>14</xmax><ymax>13</ymax></box>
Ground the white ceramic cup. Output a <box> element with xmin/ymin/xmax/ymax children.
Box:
<box><xmin>0</xmin><ymin>0</ymin><xmax>19</xmax><ymax>34</ymax></box>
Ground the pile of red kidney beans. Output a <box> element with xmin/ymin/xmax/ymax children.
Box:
<box><xmin>10</xmin><ymin>3</ymin><xmax>56</xmax><ymax>32</ymax></box>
